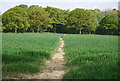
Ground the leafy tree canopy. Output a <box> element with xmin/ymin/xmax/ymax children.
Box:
<box><xmin>2</xmin><ymin>6</ymin><xmax>30</xmax><ymax>33</ymax></box>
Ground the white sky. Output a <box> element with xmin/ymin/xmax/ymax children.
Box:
<box><xmin>0</xmin><ymin>0</ymin><xmax>119</xmax><ymax>2</ymax></box>
<box><xmin>0</xmin><ymin>0</ymin><xmax>119</xmax><ymax>14</ymax></box>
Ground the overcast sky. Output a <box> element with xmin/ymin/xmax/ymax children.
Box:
<box><xmin>0</xmin><ymin>0</ymin><xmax>119</xmax><ymax>14</ymax></box>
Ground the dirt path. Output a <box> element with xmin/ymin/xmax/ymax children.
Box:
<box><xmin>24</xmin><ymin>37</ymin><xmax>65</xmax><ymax>79</ymax></box>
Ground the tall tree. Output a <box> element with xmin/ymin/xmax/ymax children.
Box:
<box><xmin>28</xmin><ymin>8</ymin><xmax>52</xmax><ymax>32</ymax></box>
<box><xmin>97</xmin><ymin>14</ymin><xmax>118</xmax><ymax>35</ymax></box>
<box><xmin>67</xmin><ymin>8</ymin><xmax>98</xmax><ymax>34</ymax></box>
<box><xmin>2</xmin><ymin>6</ymin><xmax>30</xmax><ymax>33</ymax></box>
<box><xmin>44</xmin><ymin>6</ymin><xmax>68</xmax><ymax>33</ymax></box>
<box><xmin>93</xmin><ymin>9</ymin><xmax>103</xmax><ymax>22</ymax></box>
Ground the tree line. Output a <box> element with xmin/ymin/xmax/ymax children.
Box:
<box><xmin>1</xmin><ymin>4</ymin><xmax>119</xmax><ymax>35</ymax></box>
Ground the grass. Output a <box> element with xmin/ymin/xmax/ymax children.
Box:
<box><xmin>2</xmin><ymin>33</ymin><xmax>60</xmax><ymax>76</ymax></box>
<box><xmin>2</xmin><ymin>33</ymin><xmax>119</xmax><ymax>79</ymax></box>
<box><xmin>62</xmin><ymin>34</ymin><xmax>119</xmax><ymax>79</ymax></box>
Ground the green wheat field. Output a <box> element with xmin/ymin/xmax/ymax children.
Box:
<box><xmin>2</xmin><ymin>33</ymin><xmax>119</xmax><ymax>79</ymax></box>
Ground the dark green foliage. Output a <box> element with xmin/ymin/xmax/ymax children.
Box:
<box><xmin>67</xmin><ymin>8</ymin><xmax>98</xmax><ymax>34</ymax></box>
<box><xmin>28</xmin><ymin>8</ymin><xmax>52</xmax><ymax>32</ymax></box>
<box><xmin>1</xmin><ymin>4</ymin><xmax>118</xmax><ymax>35</ymax></box>
<box><xmin>97</xmin><ymin>14</ymin><xmax>118</xmax><ymax>35</ymax></box>
<box><xmin>44</xmin><ymin>6</ymin><xmax>69</xmax><ymax>33</ymax></box>
<box><xmin>2</xmin><ymin>6</ymin><xmax>30</xmax><ymax>33</ymax></box>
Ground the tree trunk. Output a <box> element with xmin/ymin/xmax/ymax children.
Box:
<box><xmin>48</xmin><ymin>28</ymin><xmax>50</xmax><ymax>32</ymax></box>
<box><xmin>55</xmin><ymin>27</ymin><xmax>56</xmax><ymax>33</ymax></box>
<box><xmin>15</xmin><ymin>28</ymin><xmax>17</xmax><ymax>33</ymax></box>
<box><xmin>32</xmin><ymin>29</ymin><xmax>34</xmax><ymax>33</ymax></box>
<box><xmin>37</xmin><ymin>28</ymin><xmax>39</xmax><ymax>33</ymax></box>
<box><xmin>89</xmin><ymin>31</ymin><xmax>91</xmax><ymax>34</ymax></box>
<box><xmin>54</xmin><ymin>24</ymin><xmax>56</xmax><ymax>33</ymax></box>
<box><xmin>79</xmin><ymin>29</ymin><xmax>81</xmax><ymax>34</ymax></box>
